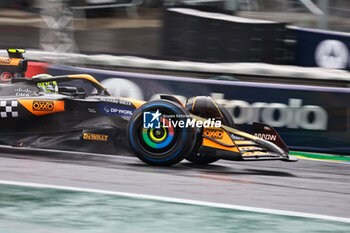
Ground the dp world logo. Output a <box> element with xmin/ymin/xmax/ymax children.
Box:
<box><xmin>143</xmin><ymin>110</ymin><xmax>161</xmax><ymax>129</ymax></box>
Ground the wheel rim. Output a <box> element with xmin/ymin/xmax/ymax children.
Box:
<box><xmin>149</xmin><ymin>127</ymin><xmax>167</xmax><ymax>142</ymax></box>
<box><xmin>141</xmin><ymin>117</ymin><xmax>175</xmax><ymax>149</ymax></box>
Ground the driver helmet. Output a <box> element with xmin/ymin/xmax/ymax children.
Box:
<box><xmin>34</xmin><ymin>74</ymin><xmax>58</xmax><ymax>93</ymax></box>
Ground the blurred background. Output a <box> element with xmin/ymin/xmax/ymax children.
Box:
<box><xmin>1</xmin><ymin>4</ymin><xmax>350</xmax><ymax>232</ymax></box>
<box><xmin>0</xmin><ymin>0</ymin><xmax>349</xmax><ymax>65</ymax></box>
<box><xmin>1</xmin><ymin>0</ymin><xmax>350</xmax><ymax>154</ymax></box>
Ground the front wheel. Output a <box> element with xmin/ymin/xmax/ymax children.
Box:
<box><xmin>127</xmin><ymin>100</ymin><xmax>196</xmax><ymax>166</ymax></box>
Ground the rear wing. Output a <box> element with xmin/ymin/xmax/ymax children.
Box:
<box><xmin>0</xmin><ymin>49</ymin><xmax>27</xmax><ymax>82</ymax></box>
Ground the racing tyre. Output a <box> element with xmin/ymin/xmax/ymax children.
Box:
<box><xmin>128</xmin><ymin>100</ymin><xmax>196</xmax><ymax>166</ymax></box>
<box><xmin>186</xmin><ymin>97</ymin><xmax>235</xmax><ymax>165</ymax></box>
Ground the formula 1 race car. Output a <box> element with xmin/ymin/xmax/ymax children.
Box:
<box><xmin>0</xmin><ymin>49</ymin><xmax>297</xmax><ymax>166</ymax></box>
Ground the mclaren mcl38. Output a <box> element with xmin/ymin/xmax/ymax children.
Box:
<box><xmin>0</xmin><ymin>49</ymin><xmax>297</xmax><ymax>166</ymax></box>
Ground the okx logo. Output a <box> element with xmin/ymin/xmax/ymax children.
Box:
<box><xmin>143</xmin><ymin>110</ymin><xmax>161</xmax><ymax>129</ymax></box>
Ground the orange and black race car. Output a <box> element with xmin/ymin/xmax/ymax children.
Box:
<box><xmin>0</xmin><ymin>49</ymin><xmax>297</xmax><ymax>166</ymax></box>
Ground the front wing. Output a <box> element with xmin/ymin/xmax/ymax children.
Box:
<box><xmin>192</xmin><ymin>115</ymin><xmax>297</xmax><ymax>162</ymax></box>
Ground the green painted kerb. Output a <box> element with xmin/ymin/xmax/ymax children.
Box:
<box><xmin>291</xmin><ymin>151</ymin><xmax>350</xmax><ymax>162</ymax></box>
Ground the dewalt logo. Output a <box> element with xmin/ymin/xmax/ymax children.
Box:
<box><xmin>204</xmin><ymin>128</ymin><xmax>223</xmax><ymax>139</ymax></box>
<box><xmin>32</xmin><ymin>101</ymin><xmax>54</xmax><ymax>111</ymax></box>
<box><xmin>83</xmin><ymin>133</ymin><xmax>109</xmax><ymax>142</ymax></box>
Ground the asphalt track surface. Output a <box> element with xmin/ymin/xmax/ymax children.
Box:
<box><xmin>0</xmin><ymin>147</ymin><xmax>349</xmax><ymax>220</ymax></box>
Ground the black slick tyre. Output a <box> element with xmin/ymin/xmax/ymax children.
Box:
<box><xmin>128</xmin><ymin>100</ymin><xmax>196</xmax><ymax>166</ymax></box>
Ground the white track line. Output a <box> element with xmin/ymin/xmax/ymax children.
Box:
<box><xmin>0</xmin><ymin>179</ymin><xmax>349</xmax><ymax>224</ymax></box>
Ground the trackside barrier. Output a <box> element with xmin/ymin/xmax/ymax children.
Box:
<box><xmin>1</xmin><ymin>50</ymin><xmax>350</xmax><ymax>85</ymax></box>
<box><xmin>48</xmin><ymin>65</ymin><xmax>350</xmax><ymax>155</ymax></box>
<box><xmin>162</xmin><ymin>8</ymin><xmax>290</xmax><ymax>64</ymax></box>
<box><xmin>293</xmin><ymin>27</ymin><xmax>350</xmax><ymax>70</ymax></box>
